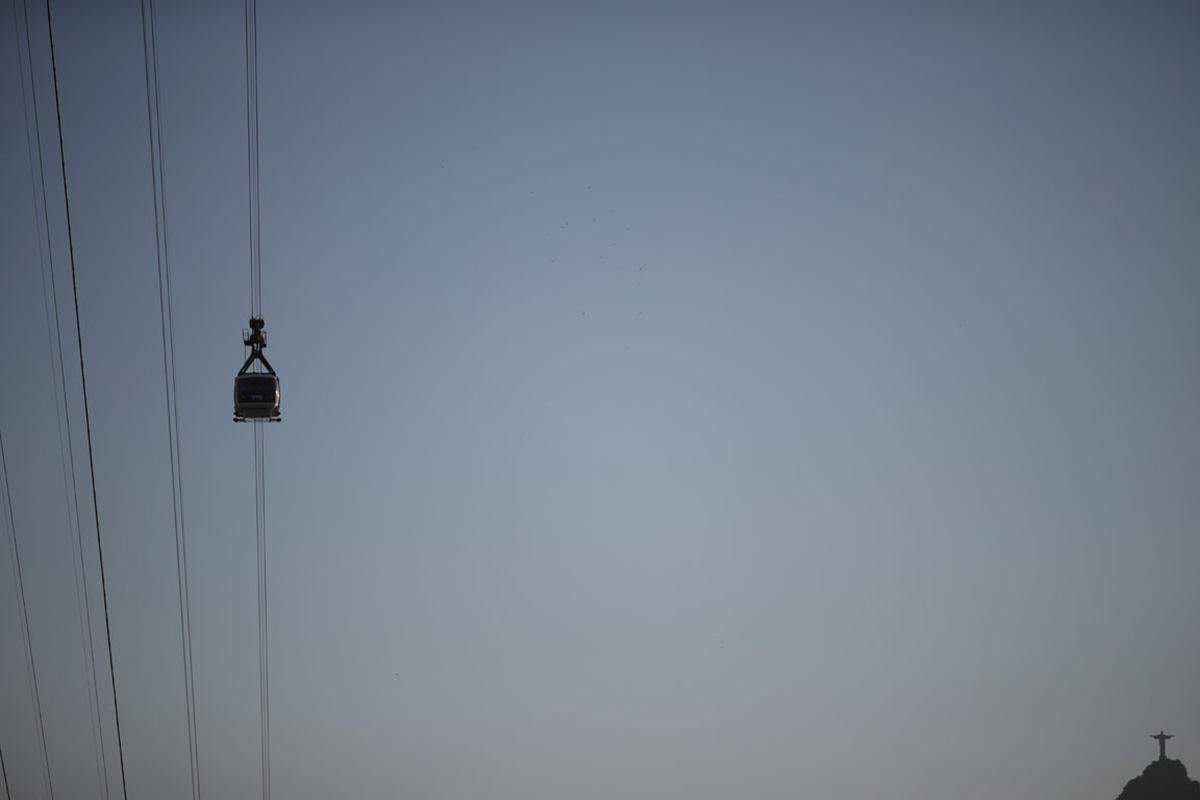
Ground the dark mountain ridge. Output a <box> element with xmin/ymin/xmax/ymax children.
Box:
<box><xmin>1117</xmin><ymin>758</ymin><xmax>1200</xmax><ymax>800</ymax></box>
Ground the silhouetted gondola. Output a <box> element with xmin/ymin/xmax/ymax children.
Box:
<box><xmin>234</xmin><ymin>317</ymin><xmax>280</xmax><ymax>422</ymax></box>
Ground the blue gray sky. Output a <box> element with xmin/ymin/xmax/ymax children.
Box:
<box><xmin>2</xmin><ymin>1</ymin><xmax>1199</xmax><ymax>799</ymax></box>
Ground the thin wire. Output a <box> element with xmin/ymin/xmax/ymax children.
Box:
<box><xmin>0</xmin><ymin>744</ymin><xmax>10</xmax><ymax>800</ymax></box>
<box><xmin>44</xmin><ymin>1</ymin><xmax>130</xmax><ymax>796</ymax></box>
<box><xmin>246</xmin><ymin>1</ymin><xmax>272</xmax><ymax>795</ymax></box>
<box><xmin>245</xmin><ymin>0</ymin><xmax>261</xmax><ymax>318</ymax></box>
<box><xmin>255</xmin><ymin>424</ymin><xmax>271</xmax><ymax>800</ymax></box>
<box><xmin>252</xmin><ymin>0</ymin><xmax>262</xmax><ymax>319</ymax></box>
<box><xmin>1</xmin><ymin>431</ymin><xmax>56</xmax><ymax>800</ymax></box>
<box><xmin>11</xmin><ymin>0</ymin><xmax>111</xmax><ymax>794</ymax></box>
<box><xmin>245</xmin><ymin>0</ymin><xmax>253</xmax><ymax>315</ymax></box>
<box><xmin>138</xmin><ymin>0</ymin><xmax>202</xmax><ymax>796</ymax></box>
<box><xmin>262</xmin><ymin>430</ymin><xmax>270</xmax><ymax>796</ymax></box>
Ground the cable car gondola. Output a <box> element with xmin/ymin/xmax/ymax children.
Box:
<box><xmin>234</xmin><ymin>317</ymin><xmax>280</xmax><ymax>422</ymax></box>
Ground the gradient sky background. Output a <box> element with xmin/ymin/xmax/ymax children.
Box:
<box><xmin>2</xmin><ymin>1</ymin><xmax>1199</xmax><ymax>799</ymax></box>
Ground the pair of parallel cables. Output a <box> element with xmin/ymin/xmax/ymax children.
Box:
<box><xmin>245</xmin><ymin>0</ymin><xmax>274</xmax><ymax>795</ymax></box>
<box><xmin>138</xmin><ymin>0</ymin><xmax>203</xmax><ymax>797</ymax></box>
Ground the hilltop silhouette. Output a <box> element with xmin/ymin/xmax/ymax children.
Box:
<box><xmin>1116</xmin><ymin>758</ymin><xmax>1200</xmax><ymax>800</ymax></box>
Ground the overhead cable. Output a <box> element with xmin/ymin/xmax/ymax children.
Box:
<box><xmin>1</xmin><ymin>431</ymin><xmax>56</xmax><ymax>800</ymax></box>
<box><xmin>10</xmin><ymin>0</ymin><xmax>111</xmax><ymax>793</ymax></box>
<box><xmin>45</xmin><ymin>1</ymin><xmax>130</xmax><ymax>796</ymax></box>
<box><xmin>138</xmin><ymin>0</ymin><xmax>203</xmax><ymax>796</ymax></box>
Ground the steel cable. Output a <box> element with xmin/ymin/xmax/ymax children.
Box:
<box><xmin>245</xmin><ymin>0</ymin><xmax>272</xmax><ymax>796</ymax></box>
<box><xmin>10</xmin><ymin>0</ymin><xmax>111</xmax><ymax>794</ymax></box>
<box><xmin>138</xmin><ymin>0</ymin><xmax>203</xmax><ymax>796</ymax></box>
<box><xmin>1</xmin><ymin>432</ymin><xmax>55</xmax><ymax>800</ymax></box>
<box><xmin>1</xmin><ymin>743</ymin><xmax>11</xmax><ymax>800</ymax></box>
<box><xmin>255</xmin><ymin>424</ymin><xmax>272</xmax><ymax>800</ymax></box>
<box><xmin>45</xmin><ymin>1</ymin><xmax>131</xmax><ymax>795</ymax></box>
<box><xmin>9</xmin><ymin>0</ymin><xmax>111</xmax><ymax>796</ymax></box>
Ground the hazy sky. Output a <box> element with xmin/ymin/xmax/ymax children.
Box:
<box><xmin>2</xmin><ymin>1</ymin><xmax>1198</xmax><ymax>799</ymax></box>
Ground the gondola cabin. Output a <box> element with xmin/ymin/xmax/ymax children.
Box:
<box><xmin>234</xmin><ymin>372</ymin><xmax>280</xmax><ymax>420</ymax></box>
<box><xmin>234</xmin><ymin>316</ymin><xmax>281</xmax><ymax>422</ymax></box>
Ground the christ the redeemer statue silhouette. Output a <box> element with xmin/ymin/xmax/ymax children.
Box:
<box><xmin>1152</xmin><ymin>731</ymin><xmax>1174</xmax><ymax>761</ymax></box>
